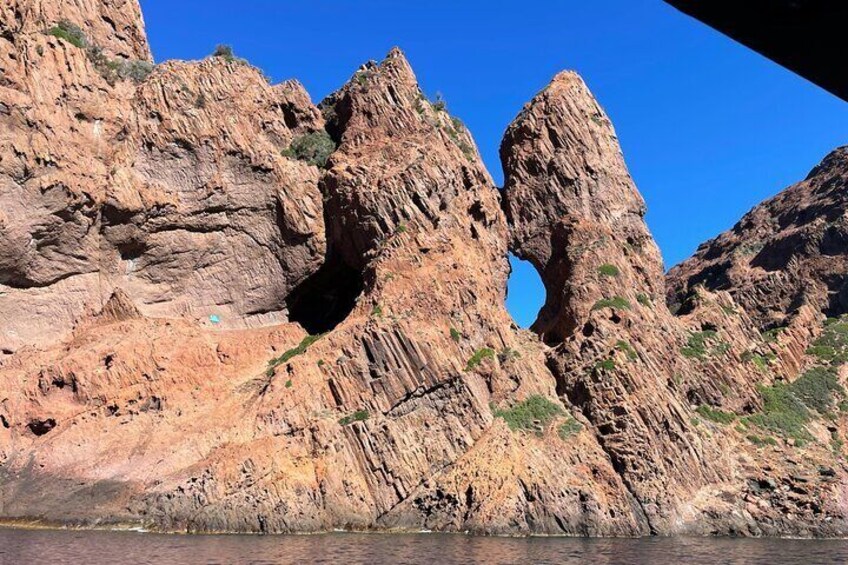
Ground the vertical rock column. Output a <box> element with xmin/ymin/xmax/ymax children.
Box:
<box><xmin>501</xmin><ymin>71</ymin><xmax>722</xmax><ymax>532</ymax></box>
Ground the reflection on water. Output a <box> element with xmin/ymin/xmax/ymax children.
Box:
<box><xmin>1</xmin><ymin>528</ymin><xmax>846</xmax><ymax>565</ymax></box>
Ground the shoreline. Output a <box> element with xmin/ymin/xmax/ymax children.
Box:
<box><xmin>1</xmin><ymin>520</ymin><xmax>846</xmax><ymax>541</ymax></box>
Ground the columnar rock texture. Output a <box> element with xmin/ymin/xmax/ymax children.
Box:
<box><xmin>2</xmin><ymin>0</ymin><xmax>848</xmax><ymax>538</ymax></box>
<box><xmin>0</xmin><ymin>1</ymin><xmax>645</xmax><ymax>536</ymax></box>
<box><xmin>501</xmin><ymin>72</ymin><xmax>848</xmax><ymax>536</ymax></box>
<box><xmin>668</xmin><ymin>147</ymin><xmax>848</xmax><ymax>332</ymax></box>
<box><xmin>106</xmin><ymin>62</ymin><xmax>326</xmax><ymax>326</ymax></box>
<box><xmin>0</xmin><ymin>2</ymin><xmax>326</xmax><ymax>351</ymax></box>
<box><xmin>1</xmin><ymin>0</ymin><xmax>151</xmax><ymax>60</ymax></box>
<box><xmin>501</xmin><ymin>72</ymin><xmax>727</xmax><ymax>533</ymax></box>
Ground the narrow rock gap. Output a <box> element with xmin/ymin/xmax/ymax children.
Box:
<box><xmin>284</xmin><ymin>96</ymin><xmax>361</xmax><ymax>335</ymax></box>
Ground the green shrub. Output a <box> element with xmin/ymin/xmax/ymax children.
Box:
<box><xmin>721</xmin><ymin>304</ymin><xmax>738</xmax><ymax>315</ymax></box>
<box><xmin>807</xmin><ymin>345</ymin><xmax>838</xmax><ymax>361</ymax></box>
<box><xmin>431</xmin><ymin>92</ymin><xmax>446</xmax><ymax>112</ymax></box>
<box><xmin>636</xmin><ymin>293</ymin><xmax>652</xmax><ymax>307</ymax></box>
<box><xmin>47</xmin><ymin>20</ymin><xmax>87</xmax><ymax>48</ymax></box>
<box><xmin>339</xmin><ymin>409</ymin><xmax>370</xmax><ymax>426</ymax></box>
<box><xmin>747</xmin><ymin>435</ymin><xmax>778</xmax><ymax>447</ymax></box>
<box><xmin>114</xmin><ymin>59</ymin><xmax>154</xmax><ymax>82</ymax></box>
<box><xmin>466</xmin><ymin>348</ymin><xmax>495</xmax><ymax>371</ymax></box>
<box><xmin>598</xmin><ymin>264</ymin><xmax>620</xmax><ymax>277</ymax></box>
<box><xmin>212</xmin><ymin>44</ymin><xmax>242</xmax><ymax>63</ymax></box>
<box><xmin>443</xmin><ymin>118</ymin><xmax>475</xmax><ymax>160</ymax></box>
<box><xmin>354</xmin><ymin>71</ymin><xmax>369</xmax><ymax>86</ymax></box>
<box><xmin>449</xmin><ymin>327</ymin><xmax>462</xmax><ymax>342</ymax></box>
<box><xmin>592</xmin><ymin>296</ymin><xmax>631</xmax><ymax>311</ymax></box>
<box><xmin>681</xmin><ymin>330</ymin><xmax>728</xmax><ymax>359</ymax></box>
<box><xmin>744</xmin><ymin>361</ymin><xmax>848</xmax><ymax>444</ymax></box>
<box><xmin>557</xmin><ymin>416</ymin><xmax>582</xmax><ymax>440</ymax></box>
<box><xmin>831</xmin><ymin>434</ymin><xmax>844</xmax><ymax>456</ymax></box>
<box><xmin>746</xmin><ymin>383</ymin><xmax>813</xmax><ymax>445</ymax></box>
<box><xmin>92</xmin><ymin>55</ymin><xmax>153</xmax><ymax>83</ymax></box>
<box><xmin>696</xmin><ymin>405</ymin><xmax>736</xmax><ymax>425</ymax></box>
<box><xmin>742</xmin><ymin>351</ymin><xmax>775</xmax><ymax>372</ymax></box>
<box><xmin>282</xmin><ymin>131</ymin><xmax>336</xmax><ymax>168</ymax></box>
<box><xmin>498</xmin><ymin>348</ymin><xmax>521</xmax><ymax>362</ymax></box>
<box><xmin>681</xmin><ymin>333</ymin><xmax>710</xmax><ymax>359</ymax></box>
<box><xmin>736</xmin><ymin>241</ymin><xmax>765</xmax><ymax>256</ymax></box>
<box><xmin>790</xmin><ymin>366</ymin><xmax>843</xmax><ymax>413</ymax></box>
<box><xmin>762</xmin><ymin>327</ymin><xmax>785</xmax><ymax>343</ymax></box>
<box><xmin>714</xmin><ymin>341</ymin><xmax>731</xmax><ymax>356</ymax></box>
<box><xmin>266</xmin><ymin>333</ymin><xmax>324</xmax><ymax>376</ymax></box>
<box><xmin>615</xmin><ymin>340</ymin><xmax>637</xmax><ymax>360</ymax></box>
<box><xmin>285</xmin><ymin>379</ymin><xmax>293</xmax><ymax>388</ymax></box>
<box><xmin>46</xmin><ymin>21</ymin><xmax>153</xmax><ymax>84</ymax></box>
<box><xmin>594</xmin><ymin>357</ymin><xmax>616</xmax><ymax>372</ymax></box>
<box><xmin>493</xmin><ymin>395</ymin><xmax>563</xmax><ymax>434</ymax></box>
<box><xmin>807</xmin><ymin>316</ymin><xmax>848</xmax><ymax>364</ymax></box>
<box><xmin>395</xmin><ymin>224</ymin><xmax>407</xmax><ymax>234</ymax></box>
<box><xmin>371</xmin><ymin>304</ymin><xmax>383</xmax><ymax>318</ymax></box>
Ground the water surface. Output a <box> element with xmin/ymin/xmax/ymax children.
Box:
<box><xmin>1</xmin><ymin>528</ymin><xmax>846</xmax><ymax>564</ymax></box>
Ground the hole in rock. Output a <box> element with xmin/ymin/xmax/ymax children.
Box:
<box><xmin>27</xmin><ymin>418</ymin><xmax>56</xmax><ymax>436</ymax></box>
<box><xmin>286</xmin><ymin>254</ymin><xmax>364</xmax><ymax>335</ymax></box>
<box><xmin>505</xmin><ymin>254</ymin><xmax>545</xmax><ymax>329</ymax></box>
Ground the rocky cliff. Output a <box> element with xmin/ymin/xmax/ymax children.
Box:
<box><xmin>2</xmin><ymin>0</ymin><xmax>848</xmax><ymax>537</ymax></box>
<box><xmin>668</xmin><ymin>148</ymin><xmax>848</xmax><ymax>330</ymax></box>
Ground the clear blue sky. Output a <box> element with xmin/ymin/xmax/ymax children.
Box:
<box><xmin>140</xmin><ymin>0</ymin><xmax>848</xmax><ymax>328</ymax></box>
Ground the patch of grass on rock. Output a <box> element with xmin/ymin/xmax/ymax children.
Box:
<box><xmin>592</xmin><ymin>296</ymin><xmax>631</xmax><ymax>311</ymax></box>
<box><xmin>339</xmin><ymin>410</ymin><xmax>369</xmax><ymax>426</ymax></box>
<box><xmin>696</xmin><ymin>405</ymin><xmax>736</xmax><ymax>425</ymax></box>
<box><xmin>493</xmin><ymin>395</ymin><xmax>564</xmax><ymax>435</ymax></box>
<box><xmin>465</xmin><ymin>348</ymin><xmax>495</xmax><ymax>371</ymax></box>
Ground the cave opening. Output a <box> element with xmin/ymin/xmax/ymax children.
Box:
<box><xmin>505</xmin><ymin>253</ymin><xmax>545</xmax><ymax>329</ymax></box>
<box><xmin>286</xmin><ymin>253</ymin><xmax>364</xmax><ymax>335</ymax></box>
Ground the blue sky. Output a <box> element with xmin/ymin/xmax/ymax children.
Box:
<box><xmin>140</xmin><ymin>0</ymin><xmax>848</xmax><ymax>328</ymax></box>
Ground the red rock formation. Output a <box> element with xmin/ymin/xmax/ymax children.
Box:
<box><xmin>0</xmin><ymin>6</ymin><xmax>326</xmax><ymax>351</ymax></box>
<box><xmin>668</xmin><ymin>147</ymin><xmax>848</xmax><ymax>332</ymax></box>
<box><xmin>2</xmin><ymin>0</ymin><xmax>848</xmax><ymax>538</ymax></box>
<box><xmin>502</xmin><ymin>71</ymin><xmax>723</xmax><ymax>533</ymax></box>
<box><xmin>502</xmin><ymin>72</ymin><xmax>848</xmax><ymax>537</ymax></box>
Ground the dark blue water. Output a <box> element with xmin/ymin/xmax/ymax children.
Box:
<box><xmin>1</xmin><ymin>528</ymin><xmax>846</xmax><ymax>564</ymax></box>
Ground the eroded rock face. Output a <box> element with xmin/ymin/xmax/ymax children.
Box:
<box><xmin>1</xmin><ymin>0</ymin><xmax>151</xmax><ymax>60</ymax></box>
<box><xmin>106</xmin><ymin>60</ymin><xmax>326</xmax><ymax>325</ymax></box>
<box><xmin>502</xmin><ymin>72</ymin><xmax>665</xmax><ymax>343</ymax></box>
<box><xmin>668</xmin><ymin>147</ymin><xmax>848</xmax><ymax>331</ymax></box>
<box><xmin>0</xmin><ymin>4</ymin><xmax>644</xmax><ymax>533</ymax></box>
<box><xmin>2</xmin><ymin>0</ymin><xmax>848</xmax><ymax>538</ymax></box>
<box><xmin>0</xmin><ymin>9</ymin><xmax>326</xmax><ymax>351</ymax></box>
<box><xmin>502</xmin><ymin>72</ymin><xmax>727</xmax><ymax>533</ymax></box>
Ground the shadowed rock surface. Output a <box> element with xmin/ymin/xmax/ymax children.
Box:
<box><xmin>2</xmin><ymin>0</ymin><xmax>848</xmax><ymax>537</ymax></box>
<box><xmin>668</xmin><ymin>148</ymin><xmax>848</xmax><ymax>331</ymax></box>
